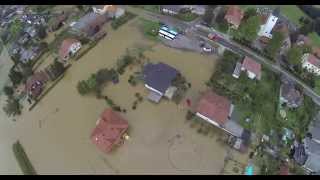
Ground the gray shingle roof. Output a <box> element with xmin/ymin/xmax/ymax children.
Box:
<box><xmin>143</xmin><ymin>62</ymin><xmax>179</xmax><ymax>94</ymax></box>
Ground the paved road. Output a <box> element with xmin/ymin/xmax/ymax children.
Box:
<box><xmin>125</xmin><ymin>6</ymin><xmax>320</xmax><ymax>105</ymax></box>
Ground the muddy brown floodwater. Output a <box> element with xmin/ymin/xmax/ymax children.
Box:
<box><xmin>0</xmin><ymin>18</ymin><xmax>228</xmax><ymax>174</ymax></box>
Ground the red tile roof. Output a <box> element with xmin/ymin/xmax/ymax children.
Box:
<box><xmin>196</xmin><ymin>90</ymin><xmax>231</xmax><ymax>125</ymax></box>
<box><xmin>242</xmin><ymin>56</ymin><xmax>261</xmax><ymax>78</ymax></box>
<box><xmin>25</xmin><ymin>71</ymin><xmax>49</xmax><ymax>98</ymax></box>
<box><xmin>306</xmin><ymin>53</ymin><xmax>320</xmax><ymax>68</ymax></box>
<box><xmin>59</xmin><ymin>38</ymin><xmax>80</xmax><ymax>59</ymax></box>
<box><xmin>224</xmin><ymin>5</ymin><xmax>244</xmax><ymax>28</ymax></box>
<box><xmin>91</xmin><ymin>109</ymin><xmax>128</xmax><ymax>153</ymax></box>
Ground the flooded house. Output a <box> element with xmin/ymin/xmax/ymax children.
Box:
<box><xmin>195</xmin><ymin>90</ymin><xmax>251</xmax><ymax>152</ymax></box>
<box><xmin>71</xmin><ymin>12</ymin><xmax>109</xmax><ymax>38</ymax></box>
<box><xmin>58</xmin><ymin>38</ymin><xmax>81</xmax><ymax>61</ymax></box>
<box><xmin>25</xmin><ymin>71</ymin><xmax>50</xmax><ymax>99</ymax></box>
<box><xmin>91</xmin><ymin>108</ymin><xmax>129</xmax><ymax>153</ymax></box>
<box><xmin>142</xmin><ymin>62</ymin><xmax>179</xmax><ymax>103</ymax></box>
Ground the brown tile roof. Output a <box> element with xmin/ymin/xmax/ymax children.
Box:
<box><xmin>59</xmin><ymin>38</ymin><xmax>80</xmax><ymax>59</ymax></box>
<box><xmin>242</xmin><ymin>56</ymin><xmax>261</xmax><ymax>78</ymax></box>
<box><xmin>91</xmin><ymin>109</ymin><xmax>128</xmax><ymax>153</ymax></box>
<box><xmin>196</xmin><ymin>90</ymin><xmax>231</xmax><ymax>125</ymax></box>
<box><xmin>224</xmin><ymin>5</ymin><xmax>244</xmax><ymax>28</ymax></box>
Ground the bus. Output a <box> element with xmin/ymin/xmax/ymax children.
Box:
<box><xmin>158</xmin><ymin>29</ymin><xmax>175</xmax><ymax>40</ymax></box>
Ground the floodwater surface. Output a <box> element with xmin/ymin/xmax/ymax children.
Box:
<box><xmin>0</xmin><ymin>18</ymin><xmax>227</xmax><ymax>174</ymax></box>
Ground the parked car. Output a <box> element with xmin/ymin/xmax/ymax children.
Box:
<box><xmin>208</xmin><ymin>33</ymin><xmax>221</xmax><ymax>41</ymax></box>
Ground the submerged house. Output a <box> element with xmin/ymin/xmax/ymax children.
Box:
<box><xmin>91</xmin><ymin>108</ymin><xmax>129</xmax><ymax>153</ymax></box>
<box><xmin>143</xmin><ymin>62</ymin><xmax>179</xmax><ymax>103</ymax></box>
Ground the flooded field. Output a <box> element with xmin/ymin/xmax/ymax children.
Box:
<box><xmin>0</xmin><ymin>18</ymin><xmax>228</xmax><ymax>174</ymax></box>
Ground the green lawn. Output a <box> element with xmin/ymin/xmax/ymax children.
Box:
<box><xmin>206</xmin><ymin>50</ymin><xmax>280</xmax><ymax>135</ymax></box>
<box><xmin>314</xmin><ymin>78</ymin><xmax>320</xmax><ymax>95</ymax></box>
<box><xmin>176</xmin><ymin>12</ymin><xmax>199</xmax><ymax>22</ymax></box>
<box><xmin>141</xmin><ymin>5</ymin><xmax>160</xmax><ymax>13</ymax></box>
<box><xmin>139</xmin><ymin>18</ymin><xmax>161</xmax><ymax>41</ymax></box>
<box><xmin>240</xmin><ymin>5</ymin><xmax>309</xmax><ymax>27</ymax></box>
<box><xmin>308</xmin><ymin>32</ymin><xmax>320</xmax><ymax>47</ymax></box>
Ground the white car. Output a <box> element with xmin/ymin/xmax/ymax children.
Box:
<box><xmin>203</xmin><ymin>47</ymin><xmax>212</xmax><ymax>52</ymax></box>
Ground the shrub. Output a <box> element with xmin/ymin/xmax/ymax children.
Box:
<box><xmin>186</xmin><ymin>110</ymin><xmax>195</xmax><ymax>121</ymax></box>
<box><xmin>3</xmin><ymin>86</ymin><xmax>14</xmax><ymax>97</ymax></box>
<box><xmin>12</xmin><ymin>141</ymin><xmax>36</xmax><ymax>175</ymax></box>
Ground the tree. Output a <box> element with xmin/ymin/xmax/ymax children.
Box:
<box><xmin>39</xmin><ymin>42</ymin><xmax>48</xmax><ymax>51</ymax></box>
<box><xmin>51</xmin><ymin>60</ymin><xmax>65</xmax><ymax>77</ymax></box>
<box><xmin>299</xmin><ymin>18</ymin><xmax>314</xmax><ymax>35</ymax></box>
<box><xmin>37</xmin><ymin>25</ymin><xmax>47</xmax><ymax>39</ymax></box>
<box><xmin>3</xmin><ymin>86</ymin><xmax>14</xmax><ymax>97</ymax></box>
<box><xmin>20</xmin><ymin>63</ymin><xmax>33</xmax><ymax>79</ymax></box>
<box><xmin>265</xmin><ymin>31</ymin><xmax>285</xmax><ymax>58</ymax></box>
<box><xmin>235</xmin><ymin>15</ymin><xmax>261</xmax><ymax>42</ymax></box>
<box><xmin>202</xmin><ymin>6</ymin><xmax>214</xmax><ymax>25</ymax></box>
<box><xmin>3</xmin><ymin>98</ymin><xmax>21</xmax><ymax>117</ymax></box>
<box><xmin>314</xmin><ymin>17</ymin><xmax>320</xmax><ymax>35</ymax></box>
<box><xmin>77</xmin><ymin>80</ymin><xmax>90</xmax><ymax>95</ymax></box>
<box><xmin>76</xmin><ymin>5</ymin><xmax>85</xmax><ymax>12</ymax></box>
<box><xmin>9</xmin><ymin>19</ymin><xmax>23</xmax><ymax>38</ymax></box>
<box><xmin>244</xmin><ymin>7</ymin><xmax>257</xmax><ymax>20</ymax></box>
<box><xmin>9</xmin><ymin>69</ymin><xmax>23</xmax><ymax>86</ymax></box>
<box><xmin>287</xmin><ymin>46</ymin><xmax>303</xmax><ymax>66</ymax></box>
<box><xmin>96</xmin><ymin>68</ymin><xmax>112</xmax><ymax>86</ymax></box>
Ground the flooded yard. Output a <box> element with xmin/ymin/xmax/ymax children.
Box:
<box><xmin>1</xmin><ymin>18</ymin><xmax>228</xmax><ymax>174</ymax></box>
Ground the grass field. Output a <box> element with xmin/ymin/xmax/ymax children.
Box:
<box><xmin>239</xmin><ymin>5</ymin><xmax>309</xmax><ymax>27</ymax></box>
<box><xmin>308</xmin><ymin>32</ymin><xmax>320</xmax><ymax>47</ymax></box>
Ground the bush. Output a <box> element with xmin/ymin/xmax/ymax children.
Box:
<box><xmin>186</xmin><ymin>110</ymin><xmax>195</xmax><ymax>121</ymax></box>
<box><xmin>77</xmin><ymin>80</ymin><xmax>90</xmax><ymax>95</ymax></box>
<box><xmin>12</xmin><ymin>141</ymin><xmax>36</xmax><ymax>175</ymax></box>
<box><xmin>3</xmin><ymin>86</ymin><xmax>14</xmax><ymax>97</ymax></box>
<box><xmin>111</xmin><ymin>12</ymin><xmax>137</xmax><ymax>30</ymax></box>
<box><xmin>3</xmin><ymin>98</ymin><xmax>21</xmax><ymax>117</ymax></box>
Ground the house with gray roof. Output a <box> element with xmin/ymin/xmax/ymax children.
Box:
<box><xmin>142</xmin><ymin>62</ymin><xmax>179</xmax><ymax>103</ymax></box>
<box><xmin>71</xmin><ymin>12</ymin><xmax>108</xmax><ymax>38</ymax></box>
<box><xmin>303</xmin><ymin>117</ymin><xmax>320</xmax><ymax>174</ymax></box>
<box><xmin>19</xmin><ymin>48</ymin><xmax>36</xmax><ymax>64</ymax></box>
